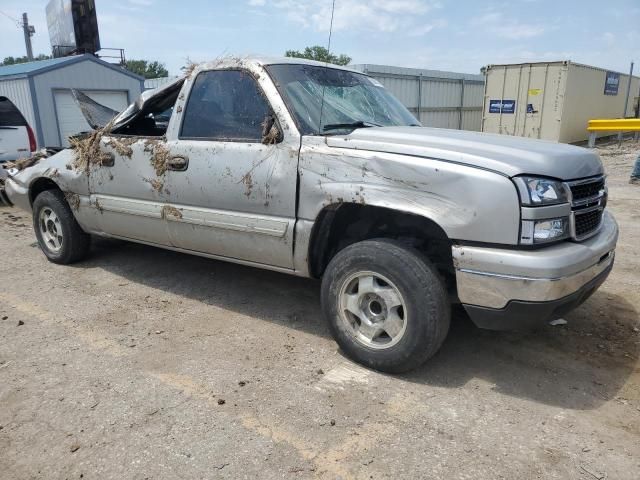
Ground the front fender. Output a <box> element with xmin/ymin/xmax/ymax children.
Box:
<box><xmin>4</xmin><ymin>149</ymin><xmax>89</xmax><ymax>213</ymax></box>
<box><xmin>298</xmin><ymin>138</ymin><xmax>521</xmax><ymax>245</ymax></box>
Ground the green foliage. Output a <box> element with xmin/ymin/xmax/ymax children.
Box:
<box><xmin>285</xmin><ymin>46</ymin><xmax>351</xmax><ymax>66</ymax></box>
<box><xmin>124</xmin><ymin>59</ymin><xmax>169</xmax><ymax>79</ymax></box>
<box><xmin>1</xmin><ymin>54</ymin><xmax>52</xmax><ymax>66</ymax></box>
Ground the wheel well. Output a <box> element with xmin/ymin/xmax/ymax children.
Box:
<box><xmin>308</xmin><ymin>204</ymin><xmax>456</xmax><ymax>294</ymax></box>
<box><xmin>29</xmin><ymin>178</ymin><xmax>61</xmax><ymax>205</ymax></box>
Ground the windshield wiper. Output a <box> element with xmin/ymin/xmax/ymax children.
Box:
<box><xmin>322</xmin><ymin>120</ymin><xmax>382</xmax><ymax>132</ymax></box>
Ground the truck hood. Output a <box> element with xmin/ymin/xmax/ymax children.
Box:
<box><xmin>326</xmin><ymin>126</ymin><xmax>603</xmax><ymax>179</ymax></box>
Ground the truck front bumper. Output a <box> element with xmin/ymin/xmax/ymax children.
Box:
<box><xmin>453</xmin><ymin>211</ymin><xmax>618</xmax><ymax>330</ymax></box>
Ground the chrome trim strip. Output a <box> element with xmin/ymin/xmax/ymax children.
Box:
<box><xmin>565</xmin><ymin>175</ymin><xmax>605</xmax><ymax>187</ymax></box>
<box><xmin>456</xmin><ymin>250</ymin><xmax>615</xmax><ymax>309</ymax></box>
<box><xmin>91</xmin><ymin>194</ymin><xmax>163</xmax><ymax>219</ymax></box>
<box><xmin>572</xmin><ymin>193</ymin><xmax>605</xmax><ymax>208</ymax></box>
<box><xmin>458</xmin><ymin>250</ymin><xmax>613</xmax><ymax>282</ymax></box>
<box><xmin>165</xmin><ymin>204</ymin><xmax>289</xmax><ymax>238</ymax></box>
<box><xmin>521</xmin><ymin>203</ymin><xmax>571</xmax><ymax>220</ymax></box>
<box><xmin>91</xmin><ymin>194</ymin><xmax>289</xmax><ymax>238</ymax></box>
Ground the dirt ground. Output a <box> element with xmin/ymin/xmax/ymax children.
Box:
<box><xmin>1</xmin><ymin>140</ymin><xmax>639</xmax><ymax>480</ymax></box>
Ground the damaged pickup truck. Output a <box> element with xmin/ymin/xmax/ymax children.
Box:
<box><xmin>1</xmin><ymin>57</ymin><xmax>618</xmax><ymax>372</ymax></box>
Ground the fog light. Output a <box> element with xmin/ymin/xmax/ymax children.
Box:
<box><xmin>521</xmin><ymin>217</ymin><xmax>570</xmax><ymax>245</ymax></box>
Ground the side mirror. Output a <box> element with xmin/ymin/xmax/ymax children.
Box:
<box><xmin>261</xmin><ymin>114</ymin><xmax>283</xmax><ymax>145</ymax></box>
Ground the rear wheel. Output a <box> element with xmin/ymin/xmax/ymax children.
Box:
<box><xmin>32</xmin><ymin>189</ymin><xmax>90</xmax><ymax>264</ymax></box>
<box><xmin>321</xmin><ymin>239</ymin><xmax>450</xmax><ymax>373</ymax></box>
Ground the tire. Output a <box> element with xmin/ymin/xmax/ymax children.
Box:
<box><xmin>32</xmin><ymin>189</ymin><xmax>90</xmax><ymax>264</ymax></box>
<box><xmin>321</xmin><ymin>239</ymin><xmax>450</xmax><ymax>373</ymax></box>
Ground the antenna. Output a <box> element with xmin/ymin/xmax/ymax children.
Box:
<box><xmin>317</xmin><ymin>0</ymin><xmax>336</xmax><ymax>135</ymax></box>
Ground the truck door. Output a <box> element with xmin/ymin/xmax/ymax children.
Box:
<box><xmin>161</xmin><ymin>68</ymin><xmax>300</xmax><ymax>269</ymax></box>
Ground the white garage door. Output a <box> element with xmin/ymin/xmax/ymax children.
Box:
<box><xmin>54</xmin><ymin>90</ymin><xmax>129</xmax><ymax>147</ymax></box>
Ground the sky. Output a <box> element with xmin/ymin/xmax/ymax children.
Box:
<box><xmin>1</xmin><ymin>0</ymin><xmax>639</xmax><ymax>77</ymax></box>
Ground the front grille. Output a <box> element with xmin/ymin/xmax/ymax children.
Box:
<box><xmin>575</xmin><ymin>208</ymin><xmax>603</xmax><ymax>238</ymax></box>
<box><xmin>569</xmin><ymin>177</ymin><xmax>605</xmax><ymax>202</ymax></box>
<box><xmin>566</xmin><ymin>176</ymin><xmax>606</xmax><ymax>240</ymax></box>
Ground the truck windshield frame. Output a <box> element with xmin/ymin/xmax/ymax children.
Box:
<box><xmin>265</xmin><ymin>64</ymin><xmax>419</xmax><ymax>135</ymax></box>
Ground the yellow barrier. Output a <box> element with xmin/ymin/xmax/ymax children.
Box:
<box><xmin>587</xmin><ymin>118</ymin><xmax>640</xmax><ymax>131</ymax></box>
<box><xmin>587</xmin><ymin>118</ymin><xmax>640</xmax><ymax>147</ymax></box>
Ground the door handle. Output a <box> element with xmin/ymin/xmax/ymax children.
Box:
<box><xmin>166</xmin><ymin>156</ymin><xmax>188</xmax><ymax>171</ymax></box>
<box><xmin>100</xmin><ymin>152</ymin><xmax>115</xmax><ymax>167</ymax></box>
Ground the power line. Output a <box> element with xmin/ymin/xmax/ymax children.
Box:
<box><xmin>0</xmin><ymin>9</ymin><xmax>21</xmax><ymax>28</ymax></box>
<box><xmin>317</xmin><ymin>0</ymin><xmax>337</xmax><ymax>135</ymax></box>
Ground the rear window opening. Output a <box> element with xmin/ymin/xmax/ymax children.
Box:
<box><xmin>111</xmin><ymin>80</ymin><xmax>184</xmax><ymax>138</ymax></box>
<box><xmin>0</xmin><ymin>97</ymin><xmax>28</xmax><ymax>127</ymax></box>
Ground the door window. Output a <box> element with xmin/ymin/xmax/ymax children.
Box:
<box><xmin>180</xmin><ymin>70</ymin><xmax>271</xmax><ymax>141</ymax></box>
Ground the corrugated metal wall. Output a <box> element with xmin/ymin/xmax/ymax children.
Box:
<box><xmin>0</xmin><ymin>77</ymin><xmax>36</xmax><ymax>131</ymax></box>
<box><xmin>33</xmin><ymin>60</ymin><xmax>143</xmax><ymax>147</ymax></box>
<box><xmin>351</xmin><ymin>64</ymin><xmax>484</xmax><ymax>131</ymax></box>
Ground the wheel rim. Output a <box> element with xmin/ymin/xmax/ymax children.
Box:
<box><xmin>338</xmin><ymin>271</ymin><xmax>408</xmax><ymax>350</ymax></box>
<box><xmin>39</xmin><ymin>207</ymin><xmax>63</xmax><ymax>253</ymax></box>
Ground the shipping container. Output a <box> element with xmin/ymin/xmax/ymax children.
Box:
<box><xmin>482</xmin><ymin>61</ymin><xmax>640</xmax><ymax>143</ymax></box>
<box><xmin>351</xmin><ymin>64</ymin><xmax>484</xmax><ymax>131</ymax></box>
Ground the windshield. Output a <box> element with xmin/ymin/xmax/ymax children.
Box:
<box><xmin>265</xmin><ymin>64</ymin><xmax>419</xmax><ymax>135</ymax></box>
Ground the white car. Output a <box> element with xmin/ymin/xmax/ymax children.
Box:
<box><xmin>0</xmin><ymin>96</ymin><xmax>36</xmax><ymax>163</ymax></box>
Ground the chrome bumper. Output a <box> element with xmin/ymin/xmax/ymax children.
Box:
<box><xmin>0</xmin><ymin>177</ymin><xmax>11</xmax><ymax>206</ymax></box>
<box><xmin>453</xmin><ymin>210</ymin><xmax>618</xmax><ymax>310</ymax></box>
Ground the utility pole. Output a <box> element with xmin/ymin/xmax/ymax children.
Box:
<box><xmin>622</xmin><ymin>61</ymin><xmax>634</xmax><ymax>118</ymax></box>
<box><xmin>22</xmin><ymin>12</ymin><xmax>35</xmax><ymax>61</ymax></box>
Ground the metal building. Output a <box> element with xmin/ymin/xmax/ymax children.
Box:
<box><xmin>351</xmin><ymin>64</ymin><xmax>485</xmax><ymax>131</ymax></box>
<box><xmin>482</xmin><ymin>61</ymin><xmax>640</xmax><ymax>143</ymax></box>
<box><xmin>0</xmin><ymin>54</ymin><xmax>143</xmax><ymax>148</ymax></box>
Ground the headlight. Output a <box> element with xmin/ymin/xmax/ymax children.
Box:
<box><xmin>520</xmin><ymin>217</ymin><xmax>570</xmax><ymax>245</ymax></box>
<box><xmin>514</xmin><ymin>177</ymin><xmax>569</xmax><ymax>206</ymax></box>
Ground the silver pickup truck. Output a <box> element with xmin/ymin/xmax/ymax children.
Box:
<box><xmin>1</xmin><ymin>57</ymin><xmax>618</xmax><ymax>372</ymax></box>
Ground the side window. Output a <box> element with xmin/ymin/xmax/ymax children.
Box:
<box><xmin>180</xmin><ymin>70</ymin><xmax>271</xmax><ymax>141</ymax></box>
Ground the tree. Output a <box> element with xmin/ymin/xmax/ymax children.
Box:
<box><xmin>2</xmin><ymin>54</ymin><xmax>52</xmax><ymax>66</ymax></box>
<box><xmin>285</xmin><ymin>46</ymin><xmax>351</xmax><ymax>66</ymax></box>
<box><xmin>124</xmin><ymin>59</ymin><xmax>169</xmax><ymax>79</ymax></box>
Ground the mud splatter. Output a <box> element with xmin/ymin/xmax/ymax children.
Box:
<box><xmin>3</xmin><ymin>148</ymin><xmax>54</xmax><ymax>172</ymax></box>
<box><xmin>143</xmin><ymin>178</ymin><xmax>164</xmax><ymax>193</ymax></box>
<box><xmin>261</xmin><ymin>116</ymin><xmax>280</xmax><ymax>145</ymax></box>
<box><xmin>104</xmin><ymin>137</ymin><xmax>137</xmax><ymax>158</ymax></box>
<box><xmin>162</xmin><ymin>205</ymin><xmax>183</xmax><ymax>220</ymax></box>
<box><xmin>69</xmin><ymin>129</ymin><xmax>113</xmax><ymax>173</ymax></box>
<box><xmin>64</xmin><ymin>192</ymin><xmax>81</xmax><ymax>211</ymax></box>
<box><xmin>240</xmin><ymin>172</ymin><xmax>254</xmax><ymax>197</ymax></box>
<box><xmin>143</xmin><ymin>139</ymin><xmax>171</xmax><ymax>177</ymax></box>
<box><xmin>44</xmin><ymin>168</ymin><xmax>59</xmax><ymax>178</ymax></box>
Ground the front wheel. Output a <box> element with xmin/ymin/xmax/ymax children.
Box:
<box><xmin>321</xmin><ymin>239</ymin><xmax>450</xmax><ymax>373</ymax></box>
<box><xmin>32</xmin><ymin>189</ymin><xmax>90</xmax><ymax>264</ymax></box>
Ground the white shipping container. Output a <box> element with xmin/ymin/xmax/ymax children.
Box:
<box><xmin>482</xmin><ymin>61</ymin><xmax>640</xmax><ymax>143</ymax></box>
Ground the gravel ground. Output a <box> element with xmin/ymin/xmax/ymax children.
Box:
<box><xmin>1</xmin><ymin>140</ymin><xmax>639</xmax><ymax>479</ymax></box>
